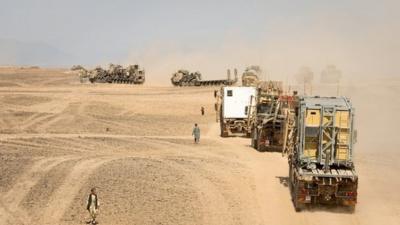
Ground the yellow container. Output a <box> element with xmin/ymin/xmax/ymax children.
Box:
<box><xmin>336</xmin><ymin>145</ymin><xmax>349</xmax><ymax>160</ymax></box>
<box><xmin>306</xmin><ymin>109</ymin><xmax>320</xmax><ymax>127</ymax></box>
<box><xmin>337</xmin><ymin>129</ymin><xmax>349</xmax><ymax>144</ymax></box>
<box><xmin>335</xmin><ymin>111</ymin><xmax>349</xmax><ymax>128</ymax></box>
<box><xmin>304</xmin><ymin>137</ymin><xmax>318</xmax><ymax>159</ymax></box>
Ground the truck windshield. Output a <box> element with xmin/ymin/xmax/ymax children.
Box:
<box><xmin>258</xmin><ymin>104</ymin><xmax>270</xmax><ymax>113</ymax></box>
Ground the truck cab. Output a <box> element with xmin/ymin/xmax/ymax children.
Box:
<box><xmin>220</xmin><ymin>86</ymin><xmax>256</xmax><ymax>137</ymax></box>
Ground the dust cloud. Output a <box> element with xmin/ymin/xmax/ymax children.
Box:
<box><xmin>124</xmin><ymin>8</ymin><xmax>400</xmax><ymax>160</ymax></box>
<box><xmin>125</xmin><ymin>0</ymin><xmax>400</xmax><ymax>87</ymax></box>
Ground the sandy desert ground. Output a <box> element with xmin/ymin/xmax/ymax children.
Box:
<box><xmin>0</xmin><ymin>67</ymin><xmax>399</xmax><ymax>225</ymax></box>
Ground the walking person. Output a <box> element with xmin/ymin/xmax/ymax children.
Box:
<box><xmin>192</xmin><ymin>123</ymin><xmax>200</xmax><ymax>144</ymax></box>
<box><xmin>201</xmin><ymin>106</ymin><xmax>205</xmax><ymax>116</ymax></box>
<box><xmin>86</xmin><ymin>187</ymin><xmax>100</xmax><ymax>224</ymax></box>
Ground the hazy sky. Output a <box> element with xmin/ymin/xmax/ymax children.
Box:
<box><xmin>1</xmin><ymin>0</ymin><xmax>399</xmax><ymax>80</ymax></box>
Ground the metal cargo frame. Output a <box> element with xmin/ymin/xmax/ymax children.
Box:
<box><xmin>297</xmin><ymin>96</ymin><xmax>355</xmax><ymax>168</ymax></box>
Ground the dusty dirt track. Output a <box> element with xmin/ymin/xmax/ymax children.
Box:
<box><xmin>0</xmin><ymin>68</ymin><xmax>399</xmax><ymax>225</ymax></box>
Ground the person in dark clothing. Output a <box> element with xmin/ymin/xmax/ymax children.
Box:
<box><xmin>86</xmin><ymin>187</ymin><xmax>99</xmax><ymax>224</ymax></box>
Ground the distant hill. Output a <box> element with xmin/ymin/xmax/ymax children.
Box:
<box><xmin>0</xmin><ymin>38</ymin><xmax>74</xmax><ymax>67</ymax></box>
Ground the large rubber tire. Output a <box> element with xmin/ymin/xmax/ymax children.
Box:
<box><xmin>251</xmin><ymin>127</ymin><xmax>258</xmax><ymax>149</ymax></box>
<box><xmin>292</xmin><ymin>177</ymin><xmax>305</xmax><ymax>212</ymax></box>
<box><xmin>256</xmin><ymin>130</ymin><xmax>265</xmax><ymax>152</ymax></box>
<box><xmin>220</xmin><ymin>123</ymin><xmax>227</xmax><ymax>137</ymax></box>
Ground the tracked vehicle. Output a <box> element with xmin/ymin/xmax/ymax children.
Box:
<box><xmin>287</xmin><ymin>96</ymin><xmax>358</xmax><ymax>211</ymax></box>
<box><xmin>171</xmin><ymin>69</ymin><xmax>238</xmax><ymax>87</ymax></box>
<box><xmin>88</xmin><ymin>64</ymin><xmax>145</xmax><ymax>84</ymax></box>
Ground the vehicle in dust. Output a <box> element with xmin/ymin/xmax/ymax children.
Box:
<box><xmin>85</xmin><ymin>64</ymin><xmax>145</xmax><ymax>84</ymax></box>
<box><xmin>287</xmin><ymin>96</ymin><xmax>358</xmax><ymax>211</ymax></box>
<box><xmin>171</xmin><ymin>69</ymin><xmax>238</xmax><ymax>87</ymax></box>
<box><xmin>219</xmin><ymin>86</ymin><xmax>256</xmax><ymax>137</ymax></box>
<box><xmin>241</xmin><ymin>65</ymin><xmax>261</xmax><ymax>87</ymax></box>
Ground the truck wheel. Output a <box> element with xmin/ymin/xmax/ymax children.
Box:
<box><xmin>251</xmin><ymin>135</ymin><xmax>258</xmax><ymax>149</ymax></box>
<box><xmin>220</xmin><ymin>124</ymin><xmax>228</xmax><ymax>137</ymax></box>
<box><xmin>289</xmin><ymin>164</ymin><xmax>294</xmax><ymax>190</ymax></box>
<box><xmin>293</xmin><ymin>181</ymin><xmax>305</xmax><ymax>212</ymax></box>
<box><xmin>293</xmin><ymin>191</ymin><xmax>305</xmax><ymax>212</ymax></box>
<box><xmin>294</xmin><ymin>200</ymin><xmax>305</xmax><ymax>212</ymax></box>
<box><xmin>256</xmin><ymin>132</ymin><xmax>265</xmax><ymax>152</ymax></box>
<box><xmin>251</xmin><ymin>128</ymin><xmax>258</xmax><ymax>149</ymax></box>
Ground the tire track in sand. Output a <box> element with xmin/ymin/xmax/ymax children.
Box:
<box><xmin>166</xmin><ymin>159</ymin><xmax>235</xmax><ymax>225</ymax></box>
<box><xmin>0</xmin><ymin>156</ymin><xmax>75</xmax><ymax>225</ymax></box>
<box><xmin>40</xmin><ymin>157</ymin><xmax>118</xmax><ymax>225</ymax></box>
<box><xmin>19</xmin><ymin>113</ymin><xmax>54</xmax><ymax>131</ymax></box>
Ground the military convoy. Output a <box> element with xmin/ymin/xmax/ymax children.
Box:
<box><xmin>74</xmin><ymin>64</ymin><xmax>145</xmax><ymax>84</ymax></box>
<box><xmin>217</xmin><ymin>65</ymin><xmax>358</xmax><ymax>211</ymax></box>
<box><xmin>74</xmin><ymin>62</ymin><xmax>358</xmax><ymax>211</ymax></box>
<box><xmin>250</xmin><ymin>93</ymin><xmax>358</xmax><ymax>210</ymax></box>
<box><xmin>171</xmin><ymin>69</ymin><xmax>238</xmax><ymax>87</ymax></box>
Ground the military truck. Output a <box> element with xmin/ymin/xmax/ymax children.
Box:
<box><xmin>219</xmin><ymin>86</ymin><xmax>256</xmax><ymax>137</ymax></box>
<box><xmin>287</xmin><ymin>96</ymin><xmax>358</xmax><ymax>211</ymax></box>
<box><xmin>321</xmin><ymin>65</ymin><xmax>341</xmax><ymax>84</ymax></box>
<box><xmin>250</xmin><ymin>81</ymin><xmax>296</xmax><ymax>151</ymax></box>
<box><xmin>171</xmin><ymin>69</ymin><xmax>238</xmax><ymax>87</ymax></box>
<box><xmin>242</xmin><ymin>65</ymin><xmax>261</xmax><ymax>87</ymax></box>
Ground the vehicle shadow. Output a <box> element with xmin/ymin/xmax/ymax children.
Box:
<box><xmin>276</xmin><ymin>176</ymin><xmax>289</xmax><ymax>187</ymax></box>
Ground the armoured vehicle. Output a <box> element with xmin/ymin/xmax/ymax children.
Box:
<box><xmin>321</xmin><ymin>65</ymin><xmax>341</xmax><ymax>84</ymax></box>
<box><xmin>219</xmin><ymin>86</ymin><xmax>256</xmax><ymax>137</ymax></box>
<box><xmin>78</xmin><ymin>69</ymin><xmax>89</xmax><ymax>83</ymax></box>
<box><xmin>88</xmin><ymin>66</ymin><xmax>109</xmax><ymax>83</ymax></box>
<box><xmin>250</xmin><ymin>81</ymin><xmax>296</xmax><ymax>151</ymax></box>
<box><xmin>88</xmin><ymin>64</ymin><xmax>145</xmax><ymax>84</ymax></box>
<box><xmin>171</xmin><ymin>69</ymin><xmax>237</xmax><ymax>87</ymax></box>
<box><xmin>71</xmin><ymin>65</ymin><xmax>85</xmax><ymax>71</ymax></box>
<box><xmin>242</xmin><ymin>65</ymin><xmax>261</xmax><ymax>86</ymax></box>
<box><xmin>287</xmin><ymin>96</ymin><xmax>358</xmax><ymax>211</ymax></box>
<box><xmin>126</xmin><ymin>65</ymin><xmax>145</xmax><ymax>84</ymax></box>
<box><xmin>295</xmin><ymin>67</ymin><xmax>314</xmax><ymax>95</ymax></box>
<box><xmin>295</xmin><ymin>67</ymin><xmax>314</xmax><ymax>85</ymax></box>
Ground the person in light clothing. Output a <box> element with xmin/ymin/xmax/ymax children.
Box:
<box><xmin>192</xmin><ymin>123</ymin><xmax>200</xmax><ymax>143</ymax></box>
<box><xmin>86</xmin><ymin>187</ymin><xmax>99</xmax><ymax>224</ymax></box>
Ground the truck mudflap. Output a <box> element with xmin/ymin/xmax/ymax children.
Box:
<box><xmin>290</xmin><ymin>166</ymin><xmax>358</xmax><ymax>211</ymax></box>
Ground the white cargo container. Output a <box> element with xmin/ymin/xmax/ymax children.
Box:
<box><xmin>220</xmin><ymin>86</ymin><xmax>256</xmax><ymax>137</ymax></box>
